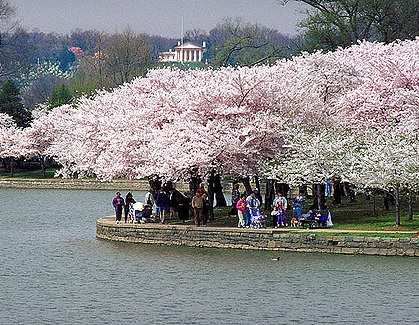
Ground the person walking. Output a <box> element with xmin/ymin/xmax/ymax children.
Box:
<box><xmin>191</xmin><ymin>191</ymin><xmax>204</xmax><ymax>227</ymax></box>
<box><xmin>112</xmin><ymin>192</ymin><xmax>125</xmax><ymax>224</ymax></box>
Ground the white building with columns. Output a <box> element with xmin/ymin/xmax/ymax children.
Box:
<box><xmin>159</xmin><ymin>41</ymin><xmax>206</xmax><ymax>63</ymax></box>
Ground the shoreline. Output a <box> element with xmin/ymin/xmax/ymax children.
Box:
<box><xmin>97</xmin><ymin>217</ymin><xmax>419</xmax><ymax>257</ymax></box>
<box><xmin>0</xmin><ymin>178</ymin><xmax>189</xmax><ymax>191</ymax></box>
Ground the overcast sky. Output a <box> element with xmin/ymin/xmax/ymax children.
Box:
<box><xmin>10</xmin><ymin>0</ymin><xmax>309</xmax><ymax>38</ymax></box>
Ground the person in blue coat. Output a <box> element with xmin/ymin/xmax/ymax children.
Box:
<box><xmin>245</xmin><ymin>191</ymin><xmax>260</xmax><ymax>228</ymax></box>
<box><xmin>155</xmin><ymin>188</ymin><xmax>169</xmax><ymax>224</ymax></box>
<box><xmin>292</xmin><ymin>191</ymin><xmax>306</xmax><ymax>224</ymax></box>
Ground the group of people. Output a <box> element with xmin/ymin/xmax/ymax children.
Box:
<box><xmin>231</xmin><ymin>187</ymin><xmax>265</xmax><ymax>228</ymax></box>
<box><xmin>112</xmin><ymin>191</ymin><xmax>152</xmax><ymax>224</ymax></box>
<box><xmin>112</xmin><ymin>187</ymin><xmax>195</xmax><ymax>225</ymax></box>
<box><xmin>270</xmin><ymin>190</ymin><xmax>306</xmax><ymax>228</ymax></box>
<box><xmin>112</xmin><ymin>191</ymin><xmax>134</xmax><ymax>224</ymax></box>
<box><xmin>231</xmin><ymin>185</ymin><xmax>307</xmax><ymax>228</ymax></box>
<box><xmin>112</xmin><ymin>185</ymin><xmax>308</xmax><ymax>228</ymax></box>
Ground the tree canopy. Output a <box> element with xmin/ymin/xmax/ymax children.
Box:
<box><xmin>0</xmin><ymin>80</ymin><xmax>30</xmax><ymax>127</ymax></box>
<box><xmin>282</xmin><ymin>0</ymin><xmax>419</xmax><ymax>51</ymax></box>
<box><xmin>1</xmin><ymin>38</ymin><xmax>418</xmax><ymax>222</ymax></box>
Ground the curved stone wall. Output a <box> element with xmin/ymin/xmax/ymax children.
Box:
<box><xmin>96</xmin><ymin>217</ymin><xmax>419</xmax><ymax>257</ymax></box>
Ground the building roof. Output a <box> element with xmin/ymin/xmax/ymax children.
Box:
<box><xmin>174</xmin><ymin>41</ymin><xmax>203</xmax><ymax>50</ymax></box>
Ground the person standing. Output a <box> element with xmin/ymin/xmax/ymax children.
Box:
<box><xmin>245</xmin><ymin>191</ymin><xmax>260</xmax><ymax>228</ymax></box>
<box><xmin>272</xmin><ymin>191</ymin><xmax>287</xmax><ymax>226</ymax></box>
<box><xmin>145</xmin><ymin>187</ymin><xmax>156</xmax><ymax>218</ymax></box>
<box><xmin>191</xmin><ymin>191</ymin><xmax>204</xmax><ymax>227</ymax></box>
<box><xmin>124</xmin><ymin>192</ymin><xmax>136</xmax><ymax>223</ymax></box>
<box><xmin>169</xmin><ymin>189</ymin><xmax>179</xmax><ymax>220</ymax></box>
<box><xmin>155</xmin><ymin>188</ymin><xmax>169</xmax><ymax>224</ymax></box>
<box><xmin>273</xmin><ymin>202</ymin><xmax>287</xmax><ymax>227</ymax></box>
<box><xmin>112</xmin><ymin>192</ymin><xmax>125</xmax><ymax>224</ymax></box>
<box><xmin>236</xmin><ymin>194</ymin><xmax>246</xmax><ymax>228</ymax></box>
<box><xmin>292</xmin><ymin>191</ymin><xmax>306</xmax><ymax>224</ymax></box>
<box><xmin>228</xmin><ymin>183</ymin><xmax>240</xmax><ymax>217</ymax></box>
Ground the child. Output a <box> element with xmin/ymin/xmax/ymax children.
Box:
<box><xmin>258</xmin><ymin>210</ymin><xmax>267</xmax><ymax>229</ymax></box>
<box><xmin>274</xmin><ymin>202</ymin><xmax>287</xmax><ymax>227</ymax></box>
<box><xmin>235</xmin><ymin>194</ymin><xmax>246</xmax><ymax>228</ymax></box>
<box><xmin>271</xmin><ymin>206</ymin><xmax>279</xmax><ymax>228</ymax></box>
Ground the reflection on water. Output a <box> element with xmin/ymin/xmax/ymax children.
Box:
<box><xmin>0</xmin><ymin>188</ymin><xmax>418</xmax><ymax>324</ymax></box>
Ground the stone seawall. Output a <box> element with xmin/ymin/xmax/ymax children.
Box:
<box><xmin>96</xmin><ymin>218</ymin><xmax>419</xmax><ymax>257</ymax></box>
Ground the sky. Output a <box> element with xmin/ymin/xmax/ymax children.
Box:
<box><xmin>10</xmin><ymin>0</ymin><xmax>309</xmax><ymax>38</ymax></box>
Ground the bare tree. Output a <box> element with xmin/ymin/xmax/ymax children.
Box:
<box><xmin>281</xmin><ymin>0</ymin><xmax>419</xmax><ymax>51</ymax></box>
<box><xmin>207</xmin><ymin>18</ymin><xmax>293</xmax><ymax>67</ymax></box>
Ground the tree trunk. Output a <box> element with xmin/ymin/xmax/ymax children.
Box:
<box><xmin>299</xmin><ymin>185</ymin><xmax>308</xmax><ymax>197</ymax></box>
<box><xmin>254</xmin><ymin>176</ymin><xmax>263</xmax><ymax>206</ymax></box>
<box><xmin>276</xmin><ymin>182</ymin><xmax>291</xmax><ymax>199</ymax></box>
<box><xmin>348</xmin><ymin>184</ymin><xmax>356</xmax><ymax>203</ymax></box>
<box><xmin>408</xmin><ymin>190</ymin><xmax>414</xmax><ymax>221</ymax></box>
<box><xmin>10</xmin><ymin>158</ymin><xmax>14</xmax><ymax>177</ymax></box>
<box><xmin>207</xmin><ymin>171</ymin><xmax>215</xmax><ymax>221</ymax></box>
<box><xmin>373</xmin><ymin>191</ymin><xmax>376</xmax><ymax>216</ymax></box>
<box><xmin>39</xmin><ymin>156</ymin><xmax>47</xmax><ymax>178</ymax></box>
<box><xmin>395</xmin><ymin>184</ymin><xmax>401</xmax><ymax>226</ymax></box>
<box><xmin>333</xmin><ymin>177</ymin><xmax>342</xmax><ymax>204</ymax></box>
<box><xmin>310</xmin><ymin>184</ymin><xmax>326</xmax><ymax>211</ymax></box>
<box><xmin>213</xmin><ymin>174</ymin><xmax>227</xmax><ymax>207</ymax></box>
<box><xmin>188</xmin><ymin>173</ymin><xmax>201</xmax><ymax>196</ymax></box>
<box><xmin>265</xmin><ymin>179</ymin><xmax>275</xmax><ymax>211</ymax></box>
<box><xmin>384</xmin><ymin>192</ymin><xmax>391</xmax><ymax>211</ymax></box>
<box><xmin>240</xmin><ymin>177</ymin><xmax>253</xmax><ymax>196</ymax></box>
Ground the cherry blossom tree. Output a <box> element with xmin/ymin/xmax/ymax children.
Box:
<box><xmin>20</xmin><ymin>37</ymin><xmax>418</xmax><ymax>225</ymax></box>
<box><xmin>260</xmin><ymin>38</ymin><xmax>419</xmax><ymax>222</ymax></box>
<box><xmin>0</xmin><ymin>113</ymin><xmax>24</xmax><ymax>176</ymax></box>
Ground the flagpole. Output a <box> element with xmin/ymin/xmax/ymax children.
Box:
<box><xmin>181</xmin><ymin>16</ymin><xmax>184</xmax><ymax>63</ymax></box>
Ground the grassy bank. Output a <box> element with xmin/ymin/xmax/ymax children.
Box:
<box><xmin>0</xmin><ymin>168</ymin><xmax>57</xmax><ymax>179</ymax></box>
<box><xmin>169</xmin><ymin>194</ymin><xmax>419</xmax><ymax>237</ymax></box>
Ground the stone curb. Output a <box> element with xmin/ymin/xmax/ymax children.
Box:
<box><xmin>96</xmin><ymin>217</ymin><xmax>419</xmax><ymax>257</ymax></box>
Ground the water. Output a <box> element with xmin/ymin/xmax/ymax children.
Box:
<box><xmin>0</xmin><ymin>188</ymin><xmax>418</xmax><ymax>324</ymax></box>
